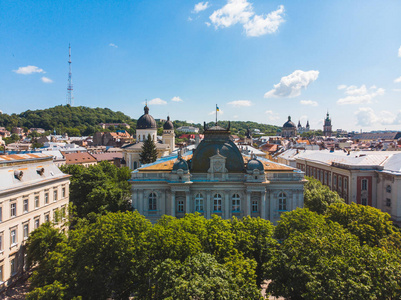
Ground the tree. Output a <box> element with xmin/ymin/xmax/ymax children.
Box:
<box><xmin>139</xmin><ymin>133</ymin><xmax>158</xmax><ymax>164</ymax></box>
<box><xmin>151</xmin><ymin>253</ymin><xmax>260</xmax><ymax>300</ymax></box>
<box><xmin>326</xmin><ymin>202</ymin><xmax>401</xmax><ymax>248</ymax></box>
<box><xmin>26</xmin><ymin>222</ymin><xmax>66</xmax><ymax>267</ymax></box>
<box><xmin>60</xmin><ymin>161</ymin><xmax>131</xmax><ymax>220</ymax></box>
<box><xmin>267</xmin><ymin>219</ymin><xmax>401</xmax><ymax>299</ymax></box>
<box><xmin>304</xmin><ymin>176</ymin><xmax>343</xmax><ymax>214</ymax></box>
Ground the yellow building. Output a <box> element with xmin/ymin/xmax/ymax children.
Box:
<box><xmin>0</xmin><ymin>154</ymin><xmax>70</xmax><ymax>289</ymax></box>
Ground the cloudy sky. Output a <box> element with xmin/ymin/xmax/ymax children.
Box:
<box><xmin>1</xmin><ymin>0</ymin><xmax>401</xmax><ymax>131</ymax></box>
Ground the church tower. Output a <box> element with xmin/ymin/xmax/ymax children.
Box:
<box><xmin>323</xmin><ymin>112</ymin><xmax>332</xmax><ymax>137</ymax></box>
<box><xmin>136</xmin><ymin>105</ymin><xmax>157</xmax><ymax>142</ymax></box>
<box><xmin>162</xmin><ymin>116</ymin><xmax>175</xmax><ymax>154</ymax></box>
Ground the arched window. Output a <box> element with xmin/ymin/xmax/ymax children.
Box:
<box><xmin>195</xmin><ymin>193</ymin><xmax>204</xmax><ymax>212</ymax></box>
<box><xmin>134</xmin><ymin>161</ymin><xmax>138</xmax><ymax>169</ymax></box>
<box><xmin>232</xmin><ymin>194</ymin><xmax>240</xmax><ymax>212</ymax></box>
<box><xmin>148</xmin><ymin>192</ymin><xmax>157</xmax><ymax>211</ymax></box>
<box><xmin>213</xmin><ymin>194</ymin><xmax>222</xmax><ymax>212</ymax></box>
<box><xmin>278</xmin><ymin>192</ymin><xmax>287</xmax><ymax>211</ymax></box>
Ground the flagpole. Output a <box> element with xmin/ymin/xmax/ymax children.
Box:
<box><xmin>216</xmin><ymin>104</ymin><xmax>217</xmax><ymax>125</ymax></box>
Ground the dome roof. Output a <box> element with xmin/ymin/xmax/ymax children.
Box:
<box><xmin>173</xmin><ymin>157</ymin><xmax>189</xmax><ymax>172</ymax></box>
<box><xmin>163</xmin><ymin>116</ymin><xmax>174</xmax><ymax>130</ymax></box>
<box><xmin>191</xmin><ymin>124</ymin><xmax>245</xmax><ymax>173</ymax></box>
<box><xmin>247</xmin><ymin>158</ymin><xmax>264</xmax><ymax>172</ymax></box>
<box><xmin>283</xmin><ymin>116</ymin><xmax>296</xmax><ymax>128</ymax></box>
<box><xmin>137</xmin><ymin>105</ymin><xmax>157</xmax><ymax>130</ymax></box>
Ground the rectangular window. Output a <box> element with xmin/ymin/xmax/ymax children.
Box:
<box><xmin>53</xmin><ymin>190</ymin><xmax>58</xmax><ymax>201</ymax></box>
<box><xmin>34</xmin><ymin>218</ymin><xmax>40</xmax><ymax>229</ymax></box>
<box><xmin>35</xmin><ymin>195</ymin><xmax>39</xmax><ymax>208</ymax></box>
<box><xmin>53</xmin><ymin>210</ymin><xmax>58</xmax><ymax>225</ymax></box>
<box><xmin>23</xmin><ymin>224</ymin><xmax>29</xmax><ymax>239</ymax></box>
<box><xmin>10</xmin><ymin>229</ymin><xmax>17</xmax><ymax>245</ymax></box>
<box><xmin>252</xmin><ymin>200</ymin><xmax>258</xmax><ymax>212</ymax></box>
<box><xmin>339</xmin><ymin>177</ymin><xmax>342</xmax><ymax>190</ymax></box>
<box><xmin>0</xmin><ymin>207</ymin><xmax>2</xmax><ymax>222</ymax></box>
<box><xmin>361</xmin><ymin>197</ymin><xmax>367</xmax><ymax>206</ymax></box>
<box><xmin>177</xmin><ymin>200</ymin><xmax>184</xmax><ymax>213</ymax></box>
<box><xmin>0</xmin><ymin>235</ymin><xmax>2</xmax><ymax>251</ymax></box>
<box><xmin>344</xmin><ymin>178</ymin><xmax>348</xmax><ymax>190</ymax></box>
<box><xmin>195</xmin><ymin>200</ymin><xmax>203</xmax><ymax>212</ymax></box>
<box><xmin>62</xmin><ymin>187</ymin><xmax>66</xmax><ymax>198</ymax></box>
<box><xmin>10</xmin><ymin>203</ymin><xmax>16</xmax><ymax>217</ymax></box>
<box><xmin>386</xmin><ymin>198</ymin><xmax>391</xmax><ymax>207</ymax></box>
<box><xmin>232</xmin><ymin>199</ymin><xmax>240</xmax><ymax>212</ymax></box>
<box><xmin>362</xmin><ymin>179</ymin><xmax>368</xmax><ymax>191</ymax></box>
<box><xmin>0</xmin><ymin>265</ymin><xmax>3</xmax><ymax>282</ymax></box>
<box><xmin>45</xmin><ymin>214</ymin><xmax>50</xmax><ymax>223</ymax></box>
<box><xmin>61</xmin><ymin>207</ymin><xmax>66</xmax><ymax>220</ymax></box>
<box><xmin>23</xmin><ymin>199</ymin><xmax>28</xmax><ymax>212</ymax></box>
<box><xmin>10</xmin><ymin>258</ymin><xmax>16</xmax><ymax>276</ymax></box>
<box><xmin>213</xmin><ymin>199</ymin><xmax>222</xmax><ymax>212</ymax></box>
<box><xmin>333</xmin><ymin>175</ymin><xmax>337</xmax><ymax>188</ymax></box>
<box><xmin>45</xmin><ymin>192</ymin><xmax>49</xmax><ymax>204</ymax></box>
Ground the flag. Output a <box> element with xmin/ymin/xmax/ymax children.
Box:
<box><xmin>216</xmin><ymin>106</ymin><xmax>220</xmax><ymax>111</ymax></box>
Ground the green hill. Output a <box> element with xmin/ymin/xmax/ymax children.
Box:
<box><xmin>0</xmin><ymin>105</ymin><xmax>136</xmax><ymax>136</ymax></box>
<box><xmin>0</xmin><ymin>105</ymin><xmax>279</xmax><ymax>137</ymax></box>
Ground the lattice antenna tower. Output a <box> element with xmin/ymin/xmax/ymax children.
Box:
<box><xmin>66</xmin><ymin>44</ymin><xmax>74</xmax><ymax>106</ymax></box>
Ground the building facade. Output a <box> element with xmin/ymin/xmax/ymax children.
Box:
<box><xmin>323</xmin><ymin>112</ymin><xmax>332</xmax><ymax>137</ymax></box>
<box><xmin>122</xmin><ymin>106</ymin><xmax>174</xmax><ymax>170</ymax></box>
<box><xmin>278</xmin><ymin>149</ymin><xmax>401</xmax><ymax>223</ymax></box>
<box><xmin>130</xmin><ymin>123</ymin><xmax>305</xmax><ymax>223</ymax></box>
<box><xmin>0</xmin><ymin>154</ymin><xmax>70</xmax><ymax>289</ymax></box>
<box><xmin>281</xmin><ymin>116</ymin><xmax>297</xmax><ymax>138</ymax></box>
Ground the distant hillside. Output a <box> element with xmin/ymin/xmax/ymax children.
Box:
<box><xmin>0</xmin><ymin>105</ymin><xmax>136</xmax><ymax>136</ymax></box>
<box><xmin>0</xmin><ymin>105</ymin><xmax>279</xmax><ymax>137</ymax></box>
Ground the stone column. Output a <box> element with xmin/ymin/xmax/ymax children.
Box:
<box><xmin>206</xmin><ymin>191</ymin><xmax>211</xmax><ymax>219</ymax></box>
<box><xmin>261</xmin><ymin>190</ymin><xmax>266</xmax><ymax>219</ymax></box>
<box><xmin>185</xmin><ymin>192</ymin><xmax>190</xmax><ymax>214</ymax></box>
<box><xmin>269</xmin><ymin>191</ymin><xmax>274</xmax><ymax>221</ymax></box>
<box><xmin>128</xmin><ymin>154</ymin><xmax>132</xmax><ymax>170</ymax></box>
<box><xmin>171</xmin><ymin>192</ymin><xmax>175</xmax><ymax>217</ymax></box>
<box><xmin>139</xmin><ymin>191</ymin><xmax>144</xmax><ymax>215</ymax></box>
<box><xmin>225</xmin><ymin>191</ymin><xmax>230</xmax><ymax>219</ymax></box>
<box><xmin>160</xmin><ymin>190</ymin><xmax>166</xmax><ymax>216</ymax></box>
<box><xmin>246</xmin><ymin>191</ymin><xmax>251</xmax><ymax>216</ymax></box>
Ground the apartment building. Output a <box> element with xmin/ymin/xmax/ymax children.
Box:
<box><xmin>0</xmin><ymin>154</ymin><xmax>70</xmax><ymax>289</ymax></box>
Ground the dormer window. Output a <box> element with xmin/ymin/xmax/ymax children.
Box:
<box><xmin>37</xmin><ymin>168</ymin><xmax>45</xmax><ymax>175</ymax></box>
<box><xmin>14</xmin><ymin>170</ymin><xmax>23</xmax><ymax>180</ymax></box>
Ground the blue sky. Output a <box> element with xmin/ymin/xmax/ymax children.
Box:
<box><xmin>1</xmin><ymin>0</ymin><xmax>401</xmax><ymax>131</ymax></box>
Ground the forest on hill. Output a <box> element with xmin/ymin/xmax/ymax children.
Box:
<box><xmin>0</xmin><ymin>105</ymin><xmax>279</xmax><ymax>137</ymax></box>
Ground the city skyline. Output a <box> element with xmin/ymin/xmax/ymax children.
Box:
<box><xmin>1</xmin><ymin>0</ymin><xmax>401</xmax><ymax>131</ymax></box>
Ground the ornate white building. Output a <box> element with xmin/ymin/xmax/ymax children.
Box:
<box><xmin>130</xmin><ymin>122</ymin><xmax>305</xmax><ymax>223</ymax></box>
<box><xmin>122</xmin><ymin>105</ymin><xmax>175</xmax><ymax>170</ymax></box>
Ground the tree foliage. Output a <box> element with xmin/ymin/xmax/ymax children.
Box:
<box><xmin>139</xmin><ymin>133</ymin><xmax>158</xmax><ymax>164</ymax></box>
<box><xmin>304</xmin><ymin>176</ymin><xmax>344</xmax><ymax>214</ymax></box>
<box><xmin>60</xmin><ymin>161</ymin><xmax>131</xmax><ymax>220</ymax></box>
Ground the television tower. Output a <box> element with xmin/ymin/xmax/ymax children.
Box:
<box><xmin>66</xmin><ymin>44</ymin><xmax>74</xmax><ymax>106</ymax></box>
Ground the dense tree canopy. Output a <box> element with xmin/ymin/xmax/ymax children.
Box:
<box><xmin>304</xmin><ymin>176</ymin><xmax>344</xmax><ymax>214</ymax></box>
<box><xmin>60</xmin><ymin>161</ymin><xmax>131</xmax><ymax>220</ymax></box>
<box><xmin>139</xmin><ymin>134</ymin><xmax>158</xmax><ymax>164</ymax></box>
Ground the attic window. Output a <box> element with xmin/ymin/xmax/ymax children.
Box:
<box><xmin>37</xmin><ymin>168</ymin><xmax>45</xmax><ymax>175</ymax></box>
<box><xmin>14</xmin><ymin>170</ymin><xmax>23</xmax><ymax>180</ymax></box>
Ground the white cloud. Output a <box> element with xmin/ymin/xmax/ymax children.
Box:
<box><xmin>109</xmin><ymin>43</ymin><xmax>118</xmax><ymax>48</ymax></box>
<box><xmin>210</xmin><ymin>0</ymin><xmax>253</xmax><ymax>28</ymax></box>
<box><xmin>354</xmin><ymin>108</ymin><xmax>401</xmax><ymax>127</ymax></box>
<box><xmin>227</xmin><ymin>100</ymin><xmax>252</xmax><ymax>107</ymax></box>
<box><xmin>209</xmin><ymin>0</ymin><xmax>285</xmax><ymax>37</ymax></box>
<box><xmin>265</xmin><ymin>110</ymin><xmax>280</xmax><ymax>121</ymax></box>
<box><xmin>300</xmin><ymin>100</ymin><xmax>318</xmax><ymax>106</ymax></box>
<box><xmin>398</xmin><ymin>46</ymin><xmax>401</xmax><ymax>58</ymax></box>
<box><xmin>264</xmin><ymin>70</ymin><xmax>319</xmax><ymax>98</ymax></box>
<box><xmin>337</xmin><ymin>85</ymin><xmax>384</xmax><ymax>105</ymax></box>
<box><xmin>188</xmin><ymin>16</ymin><xmax>193</xmax><ymax>21</ymax></box>
<box><xmin>148</xmin><ymin>98</ymin><xmax>167</xmax><ymax>105</ymax></box>
<box><xmin>337</xmin><ymin>84</ymin><xmax>347</xmax><ymax>90</ymax></box>
<box><xmin>394</xmin><ymin>76</ymin><xmax>401</xmax><ymax>83</ymax></box>
<box><xmin>171</xmin><ymin>96</ymin><xmax>183</xmax><ymax>102</ymax></box>
<box><xmin>355</xmin><ymin>107</ymin><xmax>378</xmax><ymax>126</ymax></box>
<box><xmin>393</xmin><ymin>89</ymin><xmax>401</xmax><ymax>92</ymax></box>
<box><xmin>13</xmin><ymin>65</ymin><xmax>45</xmax><ymax>75</ymax></box>
<box><xmin>205</xmin><ymin>21</ymin><xmax>211</xmax><ymax>26</ymax></box>
<box><xmin>208</xmin><ymin>110</ymin><xmax>224</xmax><ymax>115</ymax></box>
<box><xmin>243</xmin><ymin>5</ymin><xmax>285</xmax><ymax>37</ymax></box>
<box><xmin>193</xmin><ymin>2</ymin><xmax>209</xmax><ymax>13</ymax></box>
<box><xmin>41</xmin><ymin>77</ymin><xmax>53</xmax><ymax>83</ymax></box>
